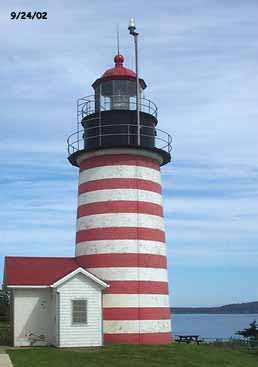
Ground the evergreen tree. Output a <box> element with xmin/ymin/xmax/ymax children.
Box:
<box><xmin>0</xmin><ymin>289</ymin><xmax>9</xmax><ymax>321</ymax></box>
<box><xmin>0</xmin><ymin>290</ymin><xmax>9</xmax><ymax>305</ymax></box>
<box><xmin>236</xmin><ymin>320</ymin><xmax>258</xmax><ymax>340</ymax></box>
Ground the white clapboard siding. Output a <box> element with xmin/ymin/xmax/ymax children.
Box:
<box><xmin>57</xmin><ymin>273</ymin><xmax>103</xmax><ymax>347</ymax></box>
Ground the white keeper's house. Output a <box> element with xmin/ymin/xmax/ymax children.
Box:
<box><xmin>3</xmin><ymin>40</ymin><xmax>173</xmax><ymax>347</ymax></box>
<box><xmin>3</xmin><ymin>257</ymin><xmax>108</xmax><ymax>347</ymax></box>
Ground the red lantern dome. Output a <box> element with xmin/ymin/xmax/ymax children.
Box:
<box><xmin>92</xmin><ymin>54</ymin><xmax>146</xmax><ymax>89</ymax></box>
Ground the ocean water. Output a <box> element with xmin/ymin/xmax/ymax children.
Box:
<box><xmin>171</xmin><ymin>313</ymin><xmax>258</xmax><ymax>339</ymax></box>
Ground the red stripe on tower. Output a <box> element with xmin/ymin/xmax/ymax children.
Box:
<box><xmin>104</xmin><ymin>332</ymin><xmax>172</xmax><ymax>345</ymax></box>
<box><xmin>76</xmin><ymin>227</ymin><xmax>166</xmax><ymax>243</ymax></box>
<box><xmin>106</xmin><ymin>281</ymin><xmax>169</xmax><ymax>294</ymax></box>
<box><xmin>79</xmin><ymin>178</ymin><xmax>162</xmax><ymax>195</ymax></box>
<box><xmin>104</xmin><ymin>307</ymin><xmax>171</xmax><ymax>320</ymax></box>
<box><xmin>77</xmin><ymin>201</ymin><xmax>164</xmax><ymax>217</ymax></box>
<box><xmin>76</xmin><ymin>253</ymin><xmax>167</xmax><ymax>268</ymax></box>
<box><xmin>79</xmin><ymin>154</ymin><xmax>160</xmax><ymax>172</ymax></box>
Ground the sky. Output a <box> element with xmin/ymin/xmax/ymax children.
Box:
<box><xmin>0</xmin><ymin>0</ymin><xmax>258</xmax><ymax>307</ymax></box>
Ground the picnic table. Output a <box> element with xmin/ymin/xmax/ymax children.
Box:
<box><xmin>175</xmin><ymin>335</ymin><xmax>201</xmax><ymax>344</ymax></box>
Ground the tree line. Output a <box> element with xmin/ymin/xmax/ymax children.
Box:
<box><xmin>0</xmin><ymin>289</ymin><xmax>9</xmax><ymax>322</ymax></box>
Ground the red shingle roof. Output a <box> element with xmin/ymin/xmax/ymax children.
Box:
<box><xmin>4</xmin><ymin>256</ymin><xmax>80</xmax><ymax>286</ymax></box>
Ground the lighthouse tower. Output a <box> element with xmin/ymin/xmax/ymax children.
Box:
<box><xmin>67</xmin><ymin>52</ymin><xmax>172</xmax><ymax>344</ymax></box>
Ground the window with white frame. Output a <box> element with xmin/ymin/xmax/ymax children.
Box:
<box><xmin>72</xmin><ymin>299</ymin><xmax>87</xmax><ymax>324</ymax></box>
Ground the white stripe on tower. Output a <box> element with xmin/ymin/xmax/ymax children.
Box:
<box><xmin>103</xmin><ymin>294</ymin><xmax>170</xmax><ymax>308</ymax></box>
<box><xmin>76</xmin><ymin>240</ymin><xmax>167</xmax><ymax>256</ymax></box>
<box><xmin>79</xmin><ymin>165</ymin><xmax>161</xmax><ymax>185</ymax></box>
<box><xmin>76</xmin><ymin>213</ymin><xmax>165</xmax><ymax>231</ymax></box>
<box><xmin>86</xmin><ymin>267</ymin><xmax>168</xmax><ymax>282</ymax></box>
<box><xmin>103</xmin><ymin>320</ymin><xmax>171</xmax><ymax>334</ymax></box>
<box><xmin>75</xmin><ymin>151</ymin><xmax>171</xmax><ymax>345</ymax></box>
<box><xmin>78</xmin><ymin>189</ymin><xmax>163</xmax><ymax>206</ymax></box>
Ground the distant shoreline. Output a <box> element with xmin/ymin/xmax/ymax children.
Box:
<box><xmin>171</xmin><ymin>301</ymin><xmax>258</xmax><ymax>314</ymax></box>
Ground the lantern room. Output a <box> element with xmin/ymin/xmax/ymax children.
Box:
<box><xmin>92</xmin><ymin>54</ymin><xmax>146</xmax><ymax>112</ymax></box>
<box><xmin>67</xmin><ymin>54</ymin><xmax>172</xmax><ymax>166</ymax></box>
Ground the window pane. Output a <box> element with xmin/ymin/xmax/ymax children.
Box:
<box><xmin>72</xmin><ymin>300</ymin><xmax>87</xmax><ymax>324</ymax></box>
<box><xmin>101</xmin><ymin>81</ymin><xmax>113</xmax><ymax>96</ymax></box>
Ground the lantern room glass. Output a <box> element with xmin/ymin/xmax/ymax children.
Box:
<box><xmin>94</xmin><ymin>79</ymin><xmax>142</xmax><ymax>112</ymax></box>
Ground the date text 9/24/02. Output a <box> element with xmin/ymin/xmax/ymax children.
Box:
<box><xmin>11</xmin><ymin>12</ymin><xmax>47</xmax><ymax>20</ymax></box>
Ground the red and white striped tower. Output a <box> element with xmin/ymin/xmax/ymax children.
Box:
<box><xmin>67</xmin><ymin>53</ymin><xmax>172</xmax><ymax>344</ymax></box>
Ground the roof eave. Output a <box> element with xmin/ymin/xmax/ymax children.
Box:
<box><xmin>7</xmin><ymin>285</ymin><xmax>49</xmax><ymax>289</ymax></box>
<box><xmin>92</xmin><ymin>76</ymin><xmax>147</xmax><ymax>90</ymax></box>
<box><xmin>50</xmin><ymin>267</ymin><xmax>109</xmax><ymax>289</ymax></box>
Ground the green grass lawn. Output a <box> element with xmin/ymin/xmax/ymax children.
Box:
<box><xmin>7</xmin><ymin>344</ymin><xmax>258</xmax><ymax>367</ymax></box>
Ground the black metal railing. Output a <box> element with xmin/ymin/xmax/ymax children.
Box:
<box><xmin>67</xmin><ymin>123</ymin><xmax>172</xmax><ymax>155</ymax></box>
<box><xmin>77</xmin><ymin>94</ymin><xmax>158</xmax><ymax>121</ymax></box>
